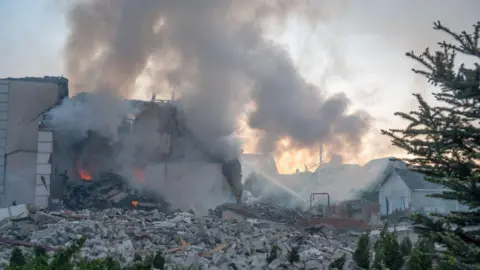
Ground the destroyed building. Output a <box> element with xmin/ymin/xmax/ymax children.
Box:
<box><xmin>0</xmin><ymin>76</ymin><xmax>68</xmax><ymax>208</ymax></box>
<box><xmin>0</xmin><ymin>76</ymin><xmax>243</xmax><ymax>213</ymax></box>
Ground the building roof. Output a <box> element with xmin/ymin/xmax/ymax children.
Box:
<box><xmin>0</xmin><ymin>76</ymin><xmax>69</xmax><ymax>99</ymax></box>
<box><xmin>394</xmin><ymin>168</ymin><xmax>442</xmax><ymax>190</ymax></box>
<box><xmin>363</xmin><ymin>157</ymin><xmax>407</xmax><ymax>191</ymax></box>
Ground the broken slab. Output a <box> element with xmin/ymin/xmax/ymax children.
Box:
<box><xmin>222</xmin><ymin>209</ymin><xmax>246</xmax><ymax>221</ymax></box>
<box><xmin>0</xmin><ymin>204</ymin><xmax>29</xmax><ymax>222</ymax></box>
<box><xmin>32</xmin><ymin>211</ymin><xmax>63</xmax><ymax>224</ymax></box>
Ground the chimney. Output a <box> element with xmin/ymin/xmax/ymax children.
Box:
<box><xmin>151</xmin><ymin>93</ymin><xmax>157</xmax><ymax>103</ymax></box>
<box><xmin>171</xmin><ymin>89</ymin><xmax>176</xmax><ymax>101</ymax></box>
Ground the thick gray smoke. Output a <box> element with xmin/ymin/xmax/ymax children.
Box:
<box><xmin>65</xmin><ymin>0</ymin><xmax>370</xmax><ymax>157</ymax></box>
<box><xmin>47</xmin><ymin>92</ymin><xmax>138</xmax><ymax>142</ymax></box>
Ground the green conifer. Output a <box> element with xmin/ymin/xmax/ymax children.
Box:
<box><xmin>382</xmin><ymin>21</ymin><xmax>480</xmax><ymax>269</ymax></box>
<box><xmin>353</xmin><ymin>233</ymin><xmax>370</xmax><ymax>269</ymax></box>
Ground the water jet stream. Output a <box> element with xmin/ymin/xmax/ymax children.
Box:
<box><xmin>242</xmin><ymin>160</ymin><xmax>307</xmax><ymax>204</ymax></box>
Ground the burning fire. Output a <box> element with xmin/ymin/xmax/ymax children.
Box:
<box><xmin>236</xmin><ymin>107</ymin><xmax>397</xmax><ymax>174</ymax></box>
<box><xmin>237</xmin><ymin>111</ymin><xmax>321</xmax><ymax>174</ymax></box>
<box><xmin>76</xmin><ymin>160</ymin><xmax>93</xmax><ymax>181</ymax></box>
<box><xmin>273</xmin><ymin>138</ymin><xmax>319</xmax><ymax>174</ymax></box>
<box><xmin>131</xmin><ymin>200</ymin><xmax>138</xmax><ymax>207</ymax></box>
<box><xmin>78</xmin><ymin>168</ymin><xmax>93</xmax><ymax>181</ymax></box>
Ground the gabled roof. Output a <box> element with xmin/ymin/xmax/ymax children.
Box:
<box><xmin>364</xmin><ymin>157</ymin><xmax>407</xmax><ymax>191</ymax></box>
<box><xmin>394</xmin><ymin>168</ymin><xmax>442</xmax><ymax>190</ymax></box>
<box><xmin>376</xmin><ymin>168</ymin><xmax>443</xmax><ymax>191</ymax></box>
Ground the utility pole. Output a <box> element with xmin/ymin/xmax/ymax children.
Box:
<box><xmin>319</xmin><ymin>144</ymin><xmax>323</xmax><ymax>167</ymax></box>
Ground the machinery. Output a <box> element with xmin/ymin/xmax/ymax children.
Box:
<box><xmin>305</xmin><ymin>192</ymin><xmax>381</xmax><ymax>230</ymax></box>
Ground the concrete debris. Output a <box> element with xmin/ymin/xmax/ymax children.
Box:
<box><xmin>0</xmin><ymin>204</ymin><xmax>29</xmax><ymax>221</ymax></box>
<box><xmin>0</xmin><ymin>206</ymin><xmax>358</xmax><ymax>269</ymax></box>
<box><xmin>213</xmin><ymin>202</ymin><xmax>305</xmax><ymax>225</ymax></box>
<box><xmin>31</xmin><ymin>212</ymin><xmax>63</xmax><ymax>224</ymax></box>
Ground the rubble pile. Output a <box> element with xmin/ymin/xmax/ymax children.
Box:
<box><xmin>0</xmin><ymin>206</ymin><xmax>356</xmax><ymax>269</ymax></box>
<box><xmin>213</xmin><ymin>202</ymin><xmax>305</xmax><ymax>225</ymax></box>
<box><xmin>62</xmin><ymin>172</ymin><xmax>171</xmax><ymax>212</ymax></box>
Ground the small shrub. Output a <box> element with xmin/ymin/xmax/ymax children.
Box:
<box><xmin>4</xmin><ymin>236</ymin><xmax>169</xmax><ymax>270</ymax></box>
<box><xmin>353</xmin><ymin>233</ymin><xmax>370</xmax><ymax>269</ymax></box>
<box><xmin>371</xmin><ymin>240</ymin><xmax>385</xmax><ymax>270</ymax></box>
<box><xmin>372</xmin><ymin>224</ymin><xmax>403</xmax><ymax>270</ymax></box>
<box><xmin>400</xmin><ymin>237</ymin><xmax>413</xmax><ymax>257</ymax></box>
<box><xmin>133</xmin><ymin>253</ymin><xmax>142</xmax><ymax>262</ymax></box>
<box><xmin>9</xmin><ymin>247</ymin><xmax>26</xmax><ymax>267</ymax></box>
<box><xmin>407</xmin><ymin>238</ymin><xmax>435</xmax><ymax>270</ymax></box>
<box><xmin>288</xmin><ymin>246</ymin><xmax>300</xmax><ymax>264</ymax></box>
<box><xmin>329</xmin><ymin>253</ymin><xmax>346</xmax><ymax>270</ymax></box>
<box><xmin>152</xmin><ymin>250</ymin><xmax>165</xmax><ymax>270</ymax></box>
<box><xmin>266</xmin><ymin>244</ymin><xmax>280</xmax><ymax>264</ymax></box>
<box><xmin>228</xmin><ymin>262</ymin><xmax>239</xmax><ymax>270</ymax></box>
<box><xmin>382</xmin><ymin>229</ymin><xmax>403</xmax><ymax>270</ymax></box>
<box><xmin>51</xmin><ymin>237</ymin><xmax>85</xmax><ymax>269</ymax></box>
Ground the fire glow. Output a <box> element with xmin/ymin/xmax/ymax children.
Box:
<box><xmin>131</xmin><ymin>200</ymin><xmax>138</xmax><ymax>207</ymax></box>
<box><xmin>78</xmin><ymin>168</ymin><xmax>93</xmax><ymax>181</ymax></box>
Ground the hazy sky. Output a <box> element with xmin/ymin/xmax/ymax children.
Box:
<box><xmin>0</xmin><ymin>0</ymin><xmax>67</xmax><ymax>77</ymax></box>
<box><xmin>0</xmin><ymin>0</ymin><xmax>479</xmax><ymax>169</ymax></box>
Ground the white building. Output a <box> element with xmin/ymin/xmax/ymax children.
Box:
<box><xmin>377</xmin><ymin>168</ymin><xmax>457</xmax><ymax>215</ymax></box>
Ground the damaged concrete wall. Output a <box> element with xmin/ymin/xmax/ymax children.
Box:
<box><xmin>143</xmin><ymin>162</ymin><xmax>233</xmax><ymax>214</ymax></box>
<box><xmin>0</xmin><ymin>79</ymin><xmax>61</xmax><ymax>207</ymax></box>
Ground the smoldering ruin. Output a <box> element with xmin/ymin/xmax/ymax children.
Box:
<box><xmin>3</xmin><ymin>1</ymin><xmax>470</xmax><ymax>268</ymax></box>
<box><xmin>34</xmin><ymin>0</ymin><xmax>375</xmax><ymax>215</ymax></box>
<box><xmin>45</xmin><ymin>92</ymin><xmax>243</xmax><ymax>214</ymax></box>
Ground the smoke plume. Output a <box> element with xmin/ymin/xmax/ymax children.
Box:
<box><xmin>65</xmin><ymin>0</ymin><xmax>371</xmax><ymax>158</ymax></box>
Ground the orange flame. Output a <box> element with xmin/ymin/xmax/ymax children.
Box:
<box><xmin>131</xmin><ymin>200</ymin><xmax>138</xmax><ymax>207</ymax></box>
<box><xmin>78</xmin><ymin>168</ymin><xmax>92</xmax><ymax>181</ymax></box>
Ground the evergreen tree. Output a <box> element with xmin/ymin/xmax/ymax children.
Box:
<box><xmin>382</xmin><ymin>21</ymin><xmax>480</xmax><ymax>269</ymax></box>
<box><xmin>382</xmin><ymin>230</ymin><xmax>404</xmax><ymax>270</ymax></box>
<box><xmin>288</xmin><ymin>246</ymin><xmax>300</xmax><ymax>264</ymax></box>
<box><xmin>8</xmin><ymin>247</ymin><xmax>26</xmax><ymax>267</ymax></box>
<box><xmin>329</xmin><ymin>253</ymin><xmax>346</xmax><ymax>270</ymax></box>
<box><xmin>353</xmin><ymin>233</ymin><xmax>370</xmax><ymax>269</ymax></box>
<box><xmin>371</xmin><ymin>243</ymin><xmax>385</xmax><ymax>270</ymax></box>
<box><xmin>152</xmin><ymin>250</ymin><xmax>165</xmax><ymax>270</ymax></box>
<box><xmin>408</xmin><ymin>238</ymin><xmax>435</xmax><ymax>270</ymax></box>
<box><xmin>400</xmin><ymin>237</ymin><xmax>413</xmax><ymax>257</ymax></box>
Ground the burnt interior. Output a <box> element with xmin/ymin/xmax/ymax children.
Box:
<box><xmin>72</xmin><ymin>131</ymin><xmax>118</xmax><ymax>181</ymax></box>
<box><xmin>57</xmin><ymin>99</ymin><xmax>243</xmax><ymax>210</ymax></box>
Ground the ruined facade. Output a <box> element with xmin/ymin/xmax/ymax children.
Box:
<box><xmin>0</xmin><ymin>77</ymin><xmax>242</xmax><ymax>212</ymax></box>
<box><xmin>0</xmin><ymin>77</ymin><xmax>68</xmax><ymax>207</ymax></box>
<box><xmin>43</xmin><ymin>92</ymin><xmax>243</xmax><ymax>213</ymax></box>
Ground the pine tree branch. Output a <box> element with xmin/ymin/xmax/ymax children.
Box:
<box><xmin>384</xmin><ymin>21</ymin><xmax>480</xmax><ymax>267</ymax></box>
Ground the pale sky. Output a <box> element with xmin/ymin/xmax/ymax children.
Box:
<box><xmin>0</xmin><ymin>0</ymin><xmax>67</xmax><ymax>77</ymax></box>
<box><xmin>1</xmin><ymin>0</ymin><xmax>479</xmax><ymax>171</ymax></box>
